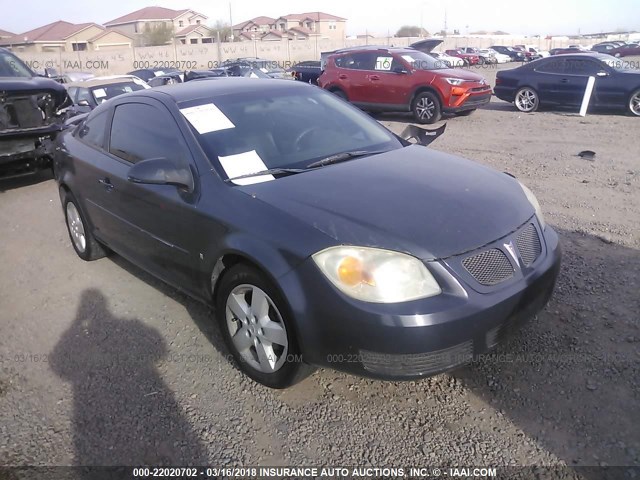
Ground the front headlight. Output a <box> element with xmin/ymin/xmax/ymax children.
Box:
<box><xmin>312</xmin><ymin>246</ymin><xmax>441</xmax><ymax>303</ymax></box>
<box><xmin>518</xmin><ymin>180</ymin><xmax>546</xmax><ymax>230</ymax></box>
<box><xmin>445</xmin><ymin>77</ymin><xmax>465</xmax><ymax>86</ymax></box>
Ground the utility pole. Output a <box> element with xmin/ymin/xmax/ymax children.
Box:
<box><xmin>229</xmin><ymin>2</ymin><xmax>234</xmax><ymax>41</ymax></box>
<box><xmin>444</xmin><ymin>5</ymin><xmax>448</xmax><ymax>37</ymax></box>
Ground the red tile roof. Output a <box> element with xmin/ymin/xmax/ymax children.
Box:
<box><xmin>175</xmin><ymin>24</ymin><xmax>212</xmax><ymax>36</ymax></box>
<box><xmin>88</xmin><ymin>28</ymin><xmax>134</xmax><ymax>42</ymax></box>
<box><xmin>233</xmin><ymin>16</ymin><xmax>275</xmax><ymax>30</ymax></box>
<box><xmin>105</xmin><ymin>6</ymin><xmax>205</xmax><ymax>26</ymax></box>
<box><xmin>288</xmin><ymin>26</ymin><xmax>316</xmax><ymax>36</ymax></box>
<box><xmin>5</xmin><ymin>21</ymin><xmax>104</xmax><ymax>44</ymax></box>
<box><xmin>283</xmin><ymin>12</ymin><xmax>346</xmax><ymax>21</ymax></box>
<box><xmin>0</xmin><ymin>28</ymin><xmax>15</xmax><ymax>37</ymax></box>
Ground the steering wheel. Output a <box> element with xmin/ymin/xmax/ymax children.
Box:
<box><xmin>293</xmin><ymin>127</ymin><xmax>322</xmax><ymax>151</ymax></box>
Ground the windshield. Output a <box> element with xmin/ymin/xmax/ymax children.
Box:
<box><xmin>400</xmin><ymin>51</ymin><xmax>447</xmax><ymax>70</ymax></box>
<box><xmin>90</xmin><ymin>82</ymin><xmax>146</xmax><ymax>104</ymax></box>
<box><xmin>181</xmin><ymin>87</ymin><xmax>403</xmax><ymax>179</ymax></box>
<box><xmin>0</xmin><ymin>51</ymin><xmax>33</xmax><ymax>77</ymax></box>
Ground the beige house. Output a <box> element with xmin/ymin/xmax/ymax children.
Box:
<box><xmin>104</xmin><ymin>6</ymin><xmax>209</xmax><ymax>45</ymax></box>
<box><xmin>0</xmin><ymin>21</ymin><xmax>133</xmax><ymax>53</ymax></box>
<box><xmin>233</xmin><ymin>12</ymin><xmax>346</xmax><ymax>41</ymax></box>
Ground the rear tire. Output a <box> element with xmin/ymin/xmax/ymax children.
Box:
<box><xmin>330</xmin><ymin>89</ymin><xmax>348</xmax><ymax>101</ymax></box>
<box><xmin>216</xmin><ymin>264</ymin><xmax>315</xmax><ymax>389</ymax></box>
<box><xmin>61</xmin><ymin>189</ymin><xmax>106</xmax><ymax>261</ymax></box>
<box><xmin>412</xmin><ymin>91</ymin><xmax>442</xmax><ymax>124</ymax></box>
<box><xmin>514</xmin><ymin>86</ymin><xmax>539</xmax><ymax>113</ymax></box>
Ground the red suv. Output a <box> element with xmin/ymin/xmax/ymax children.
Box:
<box><xmin>318</xmin><ymin>47</ymin><xmax>492</xmax><ymax>123</ymax></box>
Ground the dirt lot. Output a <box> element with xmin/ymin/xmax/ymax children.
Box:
<box><xmin>1</xmin><ymin>63</ymin><xmax>639</xmax><ymax>474</ymax></box>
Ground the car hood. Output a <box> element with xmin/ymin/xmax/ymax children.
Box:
<box><xmin>0</xmin><ymin>75</ymin><xmax>67</xmax><ymax>100</ymax></box>
<box><xmin>242</xmin><ymin>146</ymin><xmax>534</xmax><ymax>260</ymax></box>
<box><xmin>410</xmin><ymin>39</ymin><xmax>444</xmax><ymax>53</ymax></box>
<box><xmin>431</xmin><ymin>68</ymin><xmax>486</xmax><ymax>82</ymax></box>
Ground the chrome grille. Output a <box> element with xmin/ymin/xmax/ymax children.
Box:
<box><xmin>360</xmin><ymin>340</ymin><xmax>473</xmax><ymax>377</ymax></box>
<box><xmin>462</xmin><ymin>248</ymin><xmax>514</xmax><ymax>286</ymax></box>
<box><xmin>516</xmin><ymin>223</ymin><xmax>542</xmax><ymax>267</ymax></box>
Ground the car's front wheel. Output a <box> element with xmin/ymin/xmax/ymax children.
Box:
<box><xmin>62</xmin><ymin>189</ymin><xmax>107</xmax><ymax>261</ymax></box>
<box><xmin>629</xmin><ymin>89</ymin><xmax>640</xmax><ymax>117</ymax></box>
<box><xmin>412</xmin><ymin>91</ymin><xmax>442</xmax><ymax>124</ymax></box>
<box><xmin>514</xmin><ymin>86</ymin><xmax>539</xmax><ymax>113</ymax></box>
<box><xmin>216</xmin><ymin>264</ymin><xmax>314</xmax><ymax>388</ymax></box>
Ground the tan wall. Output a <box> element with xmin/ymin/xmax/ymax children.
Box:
<box><xmin>12</xmin><ymin>34</ymin><xmax>621</xmax><ymax>76</ymax></box>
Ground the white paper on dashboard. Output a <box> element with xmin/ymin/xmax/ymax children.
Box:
<box><xmin>180</xmin><ymin>103</ymin><xmax>235</xmax><ymax>134</ymax></box>
<box><xmin>93</xmin><ymin>88</ymin><xmax>106</xmax><ymax>98</ymax></box>
<box><xmin>218</xmin><ymin>150</ymin><xmax>274</xmax><ymax>186</ymax></box>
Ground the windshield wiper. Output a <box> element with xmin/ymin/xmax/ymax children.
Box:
<box><xmin>306</xmin><ymin>150</ymin><xmax>388</xmax><ymax>169</ymax></box>
<box><xmin>224</xmin><ymin>167</ymin><xmax>306</xmax><ymax>183</ymax></box>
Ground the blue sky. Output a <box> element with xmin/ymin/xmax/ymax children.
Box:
<box><xmin>4</xmin><ymin>0</ymin><xmax>639</xmax><ymax>36</ymax></box>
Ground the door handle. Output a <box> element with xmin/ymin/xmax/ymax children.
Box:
<box><xmin>560</xmin><ymin>78</ymin><xmax>569</xmax><ymax>83</ymax></box>
<box><xmin>98</xmin><ymin>178</ymin><xmax>114</xmax><ymax>190</ymax></box>
<box><xmin>338</xmin><ymin>74</ymin><xmax>348</xmax><ymax>80</ymax></box>
<box><xmin>369</xmin><ymin>75</ymin><xmax>380</xmax><ymax>81</ymax></box>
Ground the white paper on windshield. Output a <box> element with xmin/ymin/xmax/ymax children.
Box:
<box><xmin>249</xmin><ymin>72</ymin><xmax>259</xmax><ymax>78</ymax></box>
<box><xmin>180</xmin><ymin>103</ymin><xmax>235</xmax><ymax>134</ymax></box>
<box><xmin>218</xmin><ymin>150</ymin><xmax>274</xmax><ymax>186</ymax></box>
<box><xmin>93</xmin><ymin>88</ymin><xmax>106</xmax><ymax>98</ymax></box>
<box><xmin>375</xmin><ymin>56</ymin><xmax>393</xmax><ymax>70</ymax></box>
<box><xmin>154</xmin><ymin>70</ymin><xmax>165</xmax><ymax>76</ymax></box>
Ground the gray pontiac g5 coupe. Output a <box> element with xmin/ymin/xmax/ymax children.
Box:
<box><xmin>53</xmin><ymin>79</ymin><xmax>561</xmax><ymax>388</ymax></box>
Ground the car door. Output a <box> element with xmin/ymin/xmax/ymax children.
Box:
<box><xmin>560</xmin><ymin>58</ymin><xmax>608</xmax><ymax>106</ymax></box>
<box><xmin>365</xmin><ymin>53</ymin><xmax>410</xmax><ymax>107</ymax></box>
<box><xmin>94</xmin><ymin>98</ymin><xmax>202</xmax><ymax>289</ymax></box>
<box><xmin>532</xmin><ymin>58</ymin><xmax>568</xmax><ymax>105</ymax></box>
<box><xmin>333</xmin><ymin>52</ymin><xmax>375</xmax><ymax>104</ymax></box>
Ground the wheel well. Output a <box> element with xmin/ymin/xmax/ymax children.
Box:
<box><xmin>410</xmin><ymin>87</ymin><xmax>441</xmax><ymax>108</ymax></box>
<box><xmin>210</xmin><ymin>252</ymin><xmax>307</xmax><ymax>356</ymax></box>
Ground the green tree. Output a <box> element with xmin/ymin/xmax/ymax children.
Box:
<box><xmin>210</xmin><ymin>20</ymin><xmax>232</xmax><ymax>42</ymax></box>
<box><xmin>396</xmin><ymin>25</ymin><xmax>429</xmax><ymax>37</ymax></box>
<box><xmin>142</xmin><ymin>22</ymin><xmax>175</xmax><ymax>46</ymax></box>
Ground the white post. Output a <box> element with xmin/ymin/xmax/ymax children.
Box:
<box><xmin>579</xmin><ymin>76</ymin><xmax>596</xmax><ymax>117</ymax></box>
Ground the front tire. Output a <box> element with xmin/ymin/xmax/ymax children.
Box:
<box><xmin>514</xmin><ymin>86</ymin><xmax>539</xmax><ymax>113</ymax></box>
<box><xmin>629</xmin><ymin>89</ymin><xmax>640</xmax><ymax>117</ymax></box>
<box><xmin>62</xmin><ymin>189</ymin><xmax>106</xmax><ymax>261</ymax></box>
<box><xmin>412</xmin><ymin>91</ymin><xmax>442</xmax><ymax>124</ymax></box>
<box><xmin>216</xmin><ymin>264</ymin><xmax>314</xmax><ymax>388</ymax></box>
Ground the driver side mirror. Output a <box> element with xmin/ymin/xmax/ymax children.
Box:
<box><xmin>596</xmin><ymin>71</ymin><xmax>609</xmax><ymax>77</ymax></box>
<box><xmin>128</xmin><ymin>157</ymin><xmax>195</xmax><ymax>193</ymax></box>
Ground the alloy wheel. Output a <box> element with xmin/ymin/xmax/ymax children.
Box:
<box><xmin>66</xmin><ymin>202</ymin><xmax>86</xmax><ymax>253</ymax></box>
<box><xmin>416</xmin><ymin>97</ymin><xmax>435</xmax><ymax>120</ymax></box>
<box><xmin>225</xmin><ymin>284</ymin><xmax>289</xmax><ymax>373</ymax></box>
<box><xmin>515</xmin><ymin>88</ymin><xmax>538</xmax><ymax>112</ymax></box>
<box><xmin>629</xmin><ymin>91</ymin><xmax>640</xmax><ymax>116</ymax></box>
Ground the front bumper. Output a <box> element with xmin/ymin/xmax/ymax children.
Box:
<box><xmin>444</xmin><ymin>92</ymin><xmax>492</xmax><ymax>113</ymax></box>
<box><xmin>279</xmin><ymin>221</ymin><xmax>561</xmax><ymax>380</ymax></box>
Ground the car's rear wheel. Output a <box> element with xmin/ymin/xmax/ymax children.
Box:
<box><xmin>62</xmin><ymin>189</ymin><xmax>106</xmax><ymax>261</ymax></box>
<box><xmin>216</xmin><ymin>264</ymin><xmax>314</xmax><ymax>388</ymax></box>
<box><xmin>330</xmin><ymin>89</ymin><xmax>348</xmax><ymax>101</ymax></box>
<box><xmin>412</xmin><ymin>91</ymin><xmax>442</xmax><ymax>124</ymax></box>
<box><xmin>456</xmin><ymin>109</ymin><xmax>476</xmax><ymax>116</ymax></box>
<box><xmin>629</xmin><ymin>89</ymin><xmax>640</xmax><ymax>117</ymax></box>
<box><xmin>514</xmin><ymin>87</ymin><xmax>539</xmax><ymax>113</ymax></box>
<box><xmin>614</xmin><ymin>53</ymin><xmax>622</xmax><ymax>58</ymax></box>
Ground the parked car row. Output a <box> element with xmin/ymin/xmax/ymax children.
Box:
<box><xmin>551</xmin><ymin>41</ymin><xmax>640</xmax><ymax>57</ymax></box>
<box><xmin>495</xmin><ymin>53</ymin><xmax>640</xmax><ymax>116</ymax></box>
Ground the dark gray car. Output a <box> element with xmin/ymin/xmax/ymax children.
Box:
<box><xmin>53</xmin><ymin>79</ymin><xmax>561</xmax><ymax>388</ymax></box>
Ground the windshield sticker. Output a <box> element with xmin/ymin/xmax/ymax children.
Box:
<box><xmin>93</xmin><ymin>88</ymin><xmax>106</xmax><ymax>98</ymax></box>
<box><xmin>375</xmin><ymin>56</ymin><xmax>393</xmax><ymax>71</ymax></box>
<box><xmin>218</xmin><ymin>150</ymin><xmax>274</xmax><ymax>186</ymax></box>
<box><xmin>180</xmin><ymin>103</ymin><xmax>235</xmax><ymax>134</ymax></box>
<box><xmin>154</xmin><ymin>70</ymin><xmax>165</xmax><ymax>76</ymax></box>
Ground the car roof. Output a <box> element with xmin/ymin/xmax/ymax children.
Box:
<box><xmin>130</xmin><ymin>77</ymin><xmax>312</xmax><ymax>104</ymax></box>
<box><xmin>66</xmin><ymin>75</ymin><xmax>143</xmax><ymax>88</ymax></box>
<box><xmin>547</xmin><ymin>52</ymin><xmax>612</xmax><ymax>60</ymax></box>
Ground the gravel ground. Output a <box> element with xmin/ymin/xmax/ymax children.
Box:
<box><xmin>0</xmin><ymin>63</ymin><xmax>639</xmax><ymax>473</ymax></box>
